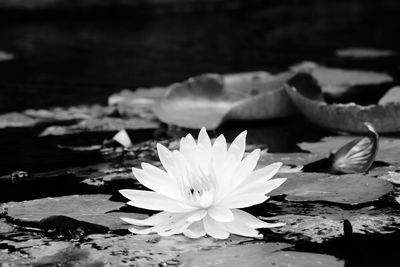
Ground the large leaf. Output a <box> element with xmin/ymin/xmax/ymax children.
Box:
<box><xmin>179</xmin><ymin>243</ymin><xmax>343</xmax><ymax>267</ymax></box>
<box><xmin>154</xmin><ymin>72</ymin><xmax>297</xmax><ymax>129</ymax></box>
<box><xmin>285</xmin><ymin>83</ymin><xmax>400</xmax><ymax>133</ymax></box>
<box><xmin>1</xmin><ymin>194</ymin><xmax>128</xmax><ymax>230</ymax></box>
<box><xmin>263</xmin><ymin>201</ymin><xmax>400</xmax><ymax>242</ymax></box>
<box><xmin>269</xmin><ymin>172</ymin><xmax>393</xmax><ymax>205</ymax></box>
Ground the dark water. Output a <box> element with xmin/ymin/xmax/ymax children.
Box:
<box><xmin>0</xmin><ymin>1</ymin><xmax>399</xmax><ymax>113</ymax></box>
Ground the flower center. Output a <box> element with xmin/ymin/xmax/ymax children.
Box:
<box><xmin>178</xmin><ymin>168</ymin><xmax>215</xmax><ymax>208</ymax></box>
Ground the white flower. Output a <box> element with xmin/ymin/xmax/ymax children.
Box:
<box><xmin>120</xmin><ymin>128</ymin><xmax>286</xmax><ymax>239</ymax></box>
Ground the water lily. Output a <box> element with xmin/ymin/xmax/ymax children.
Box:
<box><xmin>120</xmin><ymin>128</ymin><xmax>286</xmax><ymax>239</ymax></box>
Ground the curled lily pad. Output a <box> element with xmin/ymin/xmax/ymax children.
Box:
<box><xmin>328</xmin><ymin>122</ymin><xmax>378</xmax><ymax>174</ymax></box>
<box><xmin>299</xmin><ymin>135</ymin><xmax>400</xmax><ymax>165</ymax></box>
<box><xmin>269</xmin><ymin>172</ymin><xmax>393</xmax><ymax>205</ymax></box>
<box><xmin>154</xmin><ymin>72</ymin><xmax>297</xmax><ymax>129</ymax></box>
<box><xmin>291</xmin><ymin>62</ymin><xmax>393</xmax><ymax>97</ymax></box>
<box><xmin>285</xmin><ymin>82</ymin><xmax>400</xmax><ymax>133</ymax></box>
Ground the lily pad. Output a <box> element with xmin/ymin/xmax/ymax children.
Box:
<box><xmin>264</xmin><ymin>201</ymin><xmax>400</xmax><ymax>242</ymax></box>
<box><xmin>1</xmin><ymin>194</ymin><xmax>128</xmax><ymax>230</ymax></box>
<box><xmin>39</xmin><ymin>117</ymin><xmax>158</xmax><ymax>136</ymax></box>
<box><xmin>291</xmin><ymin>62</ymin><xmax>393</xmax><ymax>96</ymax></box>
<box><xmin>154</xmin><ymin>72</ymin><xmax>297</xmax><ymax>129</ymax></box>
<box><xmin>269</xmin><ymin>172</ymin><xmax>393</xmax><ymax>205</ymax></box>
<box><xmin>179</xmin><ymin>242</ymin><xmax>343</xmax><ymax>267</ymax></box>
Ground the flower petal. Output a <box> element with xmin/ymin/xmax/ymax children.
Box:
<box><xmin>203</xmin><ymin>215</ymin><xmax>230</xmax><ymax>239</ymax></box>
<box><xmin>157</xmin><ymin>143</ymin><xmax>181</xmax><ymax>179</ymax></box>
<box><xmin>232</xmin><ymin>177</ymin><xmax>287</xmax><ymax>196</ymax></box>
<box><xmin>231</xmin><ymin>209</ymin><xmax>285</xmax><ymax>228</ymax></box>
<box><xmin>133</xmin><ymin>165</ymin><xmax>179</xmax><ymax>200</ymax></box>
<box><xmin>225</xmin><ymin>131</ymin><xmax>246</xmax><ymax>167</ymax></box>
<box><xmin>216</xmin><ymin>131</ymin><xmax>247</xmax><ymax>194</ymax></box>
<box><xmin>187</xmin><ymin>209</ymin><xmax>207</xmax><ymax>222</ymax></box>
<box><xmin>120</xmin><ymin>211</ymin><xmax>174</xmax><ymax>226</ymax></box>
<box><xmin>218</xmin><ymin>194</ymin><xmax>269</xmax><ymax>209</ymax></box>
<box><xmin>247</xmin><ymin>162</ymin><xmax>283</xmax><ymax>182</ymax></box>
<box><xmin>197</xmin><ymin>127</ymin><xmax>212</xmax><ymax>152</ymax></box>
<box><xmin>184</xmin><ymin>221</ymin><xmax>206</xmax><ymax>238</ymax></box>
<box><xmin>120</xmin><ymin>189</ymin><xmax>195</xmax><ymax>212</ymax></box>
<box><xmin>212</xmin><ymin>134</ymin><xmax>228</xmax><ymax>177</ymax></box>
<box><xmin>208</xmin><ymin>206</ymin><xmax>234</xmax><ymax>222</ymax></box>
<box><xmin>229</xmin><ymin>149</ymin><xmax>260</xmax><ymax>191</ymax></box>
<box><xmin>127</xmin><ymin>212</ymin><xmax>190</xmax><ymax>235</ymax></box>
<box><xmin>225</xmin><ymin>219</ymin><xmax>261</xmax><ymax>238</ymax></box>
<box><xmin>180</xmin><ymin>134</ymin><xmax>197</xmax><ymax>156</ymax></box>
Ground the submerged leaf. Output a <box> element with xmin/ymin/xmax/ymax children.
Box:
<box><xmin>154</xmin><ymin>72</ymin><xmax>297</xmax><ymax>129</ymax></box>
<box><xmin>269</xmin><ymin>172</ymin><xmax>393</xmax><ymax>205</ymax></box>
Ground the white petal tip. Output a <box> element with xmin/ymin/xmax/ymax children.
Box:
<box><xmin>112</xmin><ymin>129</ymin><xmax>132</xmax><ymax>148</ymax></box>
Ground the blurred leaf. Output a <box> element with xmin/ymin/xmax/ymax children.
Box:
<box><xmin>0</xmin><ymin>51</ymin><xmax>14</xmax><ymax>61</ymax></box>
<box><xmin>336</xmin><ymin>48</ymin><xmax>397</xmax><ymax>59</ymax></box>
<box><xmin>154</xmin><ymin>72</ymin><xmax>297</xmax><ymax>129</ymax></box>
<box><xmin>378</xmin><ymin>86</ymin><xmax>400</xmax><ymax>105</ymax></box>
<box><xmin>270</xmin><ymin>172</ymin><xmax>393</xmax><ymax>205</ymax></box>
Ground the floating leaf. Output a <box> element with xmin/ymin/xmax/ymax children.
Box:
<box><xmin>285</xmin><ymin>82</ymin><xmax>400</xmax><ymax>133</ymax></box>
<box><xmin>291</xmin><ymin>62</ymin><xmax>393</xmax><ymax>96</ymax></box>
<box><xmin>269</xmin><ymin>172</ymin><xmax>393</xmax><ymax>205</ymax></box>
<box><xmin>179</xmin><ymin>242</ymin><xmax>343</xmax><ymax>267</ymax></box>
<box><xmin>154</xmin><ymin>72</ymin><xmax>297</xmax><ymax>129</ymax></box>
<box><xmin>40</xmin><ymin>117</ymin><xmax>158</xmax><ymax>136</ymax></box>
<box><xmin>378</xmin><ymin>171</ymin><xmax>400</xmax><ymax>185</ymax></box>
<box><xmin>263</xmin><ymin>201</ymin><xmax>400</xmax><ymax>242</ymax></box>
<box><xmin>1</xmin><ymin>194</ymin><xmax>127</xmax><ymax>230</ymax></box>
<box><xmin>336</xmin><ymin>48</ymin><xmax>397</xmax><ymax>59</ymax></box>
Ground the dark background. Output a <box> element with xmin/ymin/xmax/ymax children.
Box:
<box><xmin>0</xmin><ymin>0</ymin><xmax>399</xmax><ymax>113</ymax></box>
